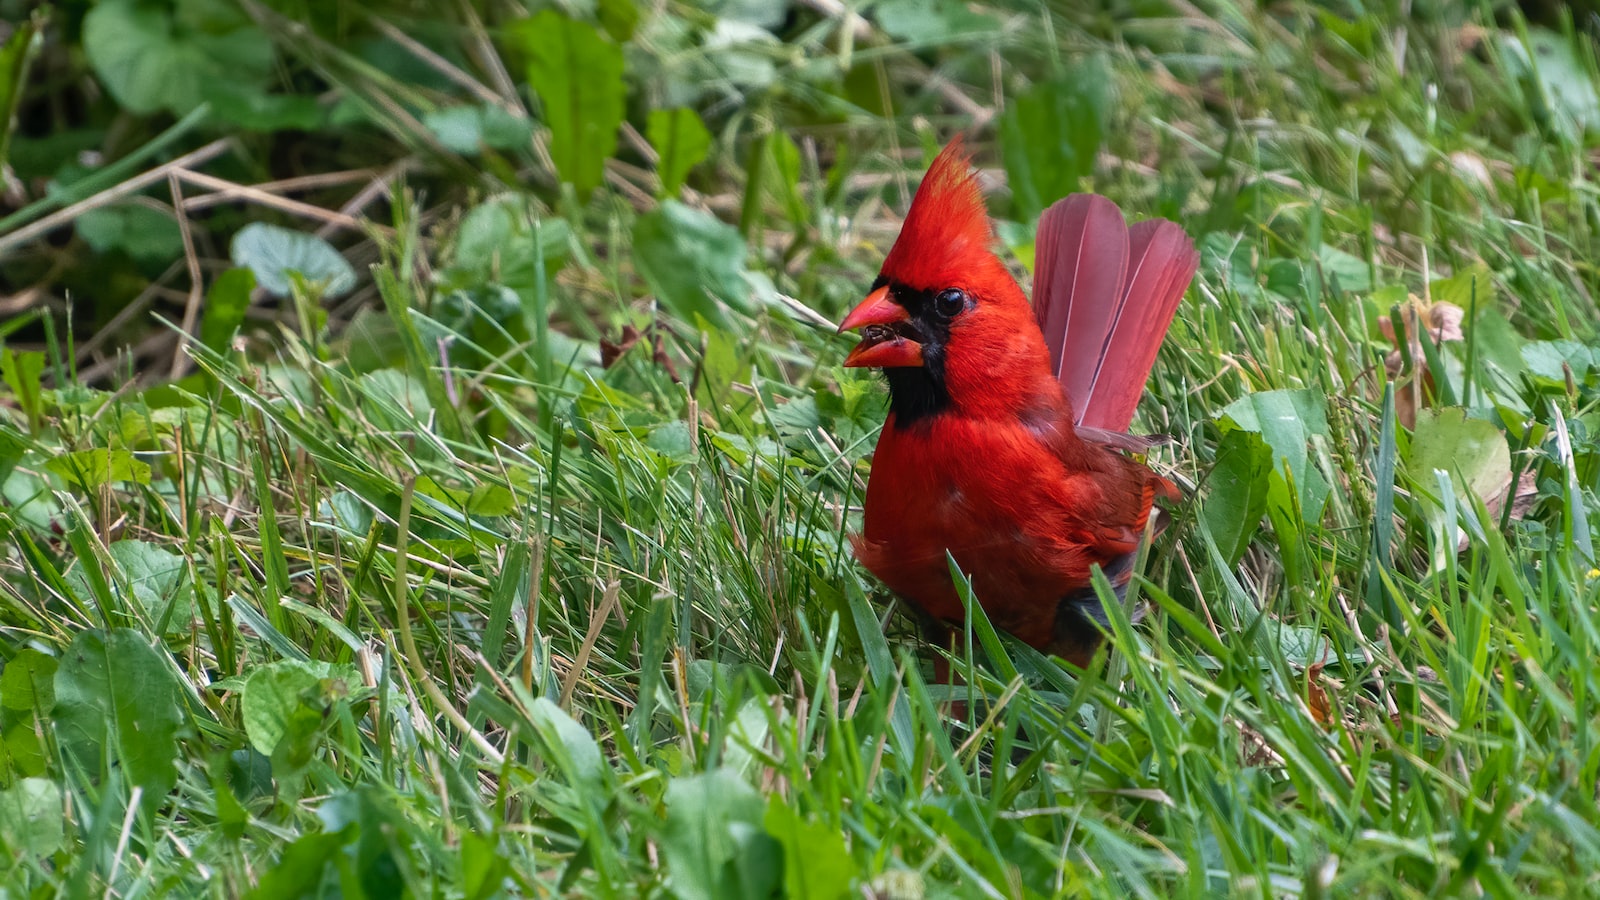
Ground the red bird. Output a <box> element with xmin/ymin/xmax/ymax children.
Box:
<box><xmin>839</xmin><ymin>139</ymin><xmax>1198</xmax><ymax>667</ymax></box>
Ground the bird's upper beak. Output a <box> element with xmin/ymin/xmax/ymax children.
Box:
<box><xmin>838</xmin><ymin>285</ymin><xmax>923</xmax><ymax>368</ymax></box>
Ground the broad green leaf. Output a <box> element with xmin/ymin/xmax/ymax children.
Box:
<box><xmin>82</xmin><ymin>0</ymin><xmax>273</xmax><ymax>115</ymax></box>
<box><xmin>200</xmin><ymin>268</ymin><xmax>256</xmax><ymax>355</ymax></box>
<box><xmin>53</xmin><ymin>628</ymin><xmax>184</xmax><ymax>802</ymax></box>
<box><xmin>0</xmin><ymin>648</ymin><xmax>57</xmax><ymax>713</ymax></box>
<box><xmin>231</xmin><ymin>222</ymin><xmax>357</xmax><ymax>298</ymax></box>
<box><xmin>0</xmin><ymin>8</ymin><xmax>46</xmax><ymax>172</ymax></box>
<box><xmin>466</xmin><ymin>482</ymin><xmax>518</xmax><ymax>517</ymax></box>
<box><xmin>312</xmin><ymin>791</ymin><xmax>406</xmax><ymax>898</ymax></box>
<box><xmin>241</xmin><ymin>658</ymin><xmax>355</xmax><ymax>757</ymax></box>
<box><xmin>415</xmin><ymin>475</ymin><xmax>472</xmax><ymax>509</ymax></box>
<box><xmin>0</xmin><ymin>418</ymin><xmax>28</xmax><ymax>486</ymax></box>
<box><xmin>648</xmin><ymin>420</ymin><xmax>696</xmax><ymax>461</ymax></box>
<box><xmin>874</xmin><ymin>0</ymin><xmax>999</xmax><ymax>43</ymax></box>
<box><xmin>1406</xmin><ymin>407</ymin><xmax>1512</xmax><ymax>511</ymax></box>
<box><xmin>648</xmin><ymin>107</ymin><xmax>712</xmax><ymax>197</ymax></box>
<box><xmin>1469</xmin><ymin>307</ymin><xmax>1527</xmax><ymax>399</ymax></box>
<box><xmin>512</xmin><ymin>11</ymin><xmax>625</xmax><ymax>196</ymax></box>
<box><xmin>1522</xmin><ymin>340</ymin><xmax>1594</xmax><ymax>384</ymax></box>
<box><xmin>660</xmin><ymin>768</ymin><xmax>782</xmax><ymax>900</ymax></box>
<box><xmin>1406</xmin><ymin>407</ymin><xmax>1512</xmax><ymax>569</ymax></box>
<box><xmin>1498</xmin><ymin>28</ymin><xmax>1600</xmax><ymax>141</ymax></box>
<box><xmin>1316</xmin><ymin>243</ymin><xmax>1372</xmax><ymax>293</ymax></box>
<box><xmin>0</xmin><ymin>777</ymin><xmax>63</xmax><ymax>857</ymax></box>
<box><xmin>1430</xmin><ymin>261</ymin><xmax>1494</xmax><ymax>311</ymax></box>
<box><xmin>422</xmin><ymin>104</ymin><xmax>534</xmax><ymax>155</ymax></box>
<box><xmin>695</xmin><ymin>320</ymin><xmax>742</xmax><ymax>411</ymax></box>
<box><xmin>1000</xmin><ymin>59</ymin><xmax>1108</xmax><ymax>221</ymax></box>
<box><xmin>634</xmin><ymin>200</ymin><xmax>749</xmax><ymax>328</ymax></box>
<box><xmin>324</xmin><ymin>490</ymin><xmax>375</xmax><ymax>536</ymax></box>
<box><xmin>438</xmin><ymin>195</ymin><xmax>570</xmax><ymax>298</ymax></box>
<box><xmin>76</xmin><ymin>202</ymin><xmax>184</xmax><ymax>266</ymax></box>
<box><xmin>246</xmin><ymin>831</ymin><xmax>346</xmax><ymax>900</ymax></box>
<box><xmin>526</xmin><ymin>698</ymin><xmax>605</xmax><ymax>789</ymax></box>
<box><xmin>765</xmin><ymin>798</ymin><xmax>853</xmax><ymax>900</ymax></box>
<box><xmin>65</xmin><ymin>540</ymin><xmax>194</xmax><ymax>633</ymax></box>
<box><xmin>769</xmin><ymin>396</ymin><xmax>820</xmax><ymax>442</ymax></box>
<box><xmin>597</xmin><ymin>0</ymin><xmax>640</xmax><ymax>41</ymax></box>
<box><xmin>1203</xmin><ymin>428</ymin><xmax>1274</xmax><ymax>566</ymax></box>
<box><xmin>205</xmin><ymin>753</ymin><xmax>251</xmax><ymax>841</ymax></box>
<box><xmin>198</xmin><ymin>80</ymin><xmax>322</xmax><ymax>132</ymax></box>
<box><xmin>0</xmin><ymin>348</ymin><xmax>42</xmax><ymax>430</ymax></box>
<box><xmin>355</xmin><ymin>368</ymin><xmax>434</xmax><ymax>431</ymax></box>
<box><xmin>1219</xmin><ymin>389</ymin><xmax>1331</xmax><ymax>524</ymax></box>
<box><xmin>46</xmin><ymin>448</ymin><xmax>152</xmax><ymax>489</ymax></box>
<box><xmin>460</xmin><ymin>830</ymin><xmax>513</xmax><ymax>900</ymax></box>
<box><xmin>1</xmin><ymin>723</ymin><xmax>47</xmax><ymax>780</ymax></box>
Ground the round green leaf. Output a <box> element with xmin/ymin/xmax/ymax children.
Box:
<box><xmin>241</xmin><ymin>659</ymin><xmax>354</xmax><ymax>757</ymax></box>
<box><xmin>0</xmin><ymin>778</ymin><xmax>63</xmax><ymax>858</ymax></box>
<box><xmin>231</xmin><ymin>222</ymin><xmax>358</xmax><ymax>298</ymax></box>
<box><xmin>633</xmin><ymin>200</ymin><xmax>749</xmax><ymax>328</ymax></box>
<box><xmin>75</xmin><ymin>203</ymin><xmax>183</xmax><ymax>266</ymax></box>
<box><xmin>82</xmin><ymin>0</ymin><xmax>273</xmax><ymax>116</ymax></box>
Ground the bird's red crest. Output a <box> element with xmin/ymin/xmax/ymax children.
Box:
<box><xmin>880</xmin><ymin>138</ymin><xmax>1000</xmax><ymax>290</ymax></box>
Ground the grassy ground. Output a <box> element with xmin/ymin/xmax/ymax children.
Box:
<box><xmin>2</xmin><ymin>1</ymin><xmax>1599</xmax><ymax>897</ymax></box>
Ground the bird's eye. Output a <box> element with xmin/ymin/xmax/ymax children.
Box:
<box><xmin>933</xmin><ymin>288</ymin><xmax>966</xmax><ymax>319</ymax></box>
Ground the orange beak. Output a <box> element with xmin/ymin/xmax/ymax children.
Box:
<box><xmin>839</xmin><ymin>285</ymin><xmax>924</xmax><ymax>368</ymax></box>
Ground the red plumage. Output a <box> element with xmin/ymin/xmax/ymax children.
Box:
<box><xmin>839</xmin><ymin>139</ymin><xmax>1197</xmax><ymax>666</ymax></box>
<box><xmin>1033</xmin><ymin>195</ymin><xmax>1198</xmax><ymax>432</ymax></box>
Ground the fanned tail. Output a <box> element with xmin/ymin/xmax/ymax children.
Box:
<box><xmin>1030</xmin><ymin>194</ymin><xmax>1199</xmax><ymax>434</ymax></box>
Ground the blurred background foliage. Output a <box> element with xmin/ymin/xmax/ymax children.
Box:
<box><xmin>3</xmin><ymin>0</ymin><xmax>1598</xmax><ymax>383</ymax></box>
<box><xmin>2</xmin><ymin>0</ymin><xmax>1600</xmax><ymax>895</ymax></box>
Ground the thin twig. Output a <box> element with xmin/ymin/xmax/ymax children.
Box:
<box><xmin>315</xmin><ymin>161</ymin><xmax>409</xmax><ymax>240</ymax></box>
<box><xmin>180</xmin><ymin>169</ymin><xmax>379</xmax><ymax>212</ymax></box>
<box><xmin>370</xmin><ymin>17</ymin><xmax>517</xmax><ymax>114</ymax></box>
<box><xmin>174</xmin><ymin>169</ymin><xmax>373</xmax><ymax>232</ymax></box>
<box><xmin>458</xmin><ymin>0</ymin><xmax>526</xmax><ymax>115</ymax></box>
<box><xmin>772</xmin><ymin>290</ymin><xmax>841</xmax><ymax>331</ymax></box>
<box><xmin>167</xmin><ymin>173</ymin><xmax>205</xmax><ymax>380</ymax></box>
<box><xmin>620</xmin><ymin>121</ymin><xmax>657</xmax><ymax>164</ymax></box>
<box><xmin>558</xmin><ymin>580</ymin><xmax>621</xmax><ymax>709</ymax></box>
<box><xmin>0</xmin><ymin>138</ymin><xmax>232</xmax><ymax>259</ymax></box>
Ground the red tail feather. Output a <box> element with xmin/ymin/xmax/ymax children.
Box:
<box><xmin>1031</xmin><ymin>194</ymin><xmax>1198</xmax><ymax>433</ymax></box>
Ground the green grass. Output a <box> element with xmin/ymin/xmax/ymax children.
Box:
<box><xmin>1</xmin><ymin>1</ymin><xmax>1599</xmax><ymax>897</ymax></box>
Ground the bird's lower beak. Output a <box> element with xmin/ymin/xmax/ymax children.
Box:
<box><xmin>839</xmin><ymin>285</ymin><xmax>923</xmax><ymax>368</ymax></box>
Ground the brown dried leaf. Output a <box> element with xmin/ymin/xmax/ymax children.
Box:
<box><xmin>600</xmin><ymin>324</ymin><xmax>642</xmax><ymax>368</ymax></box>
<box><xmin>1305</xmin><ymin>662</ymin><xmax>1334</xmax><ymax>727</ymax></box>
<box><xmin>1382</xmin><ymin>294</ymin><xmax>1464</xmax><ymax>428</ymax></box>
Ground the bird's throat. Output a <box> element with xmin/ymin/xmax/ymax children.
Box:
<box><xmin>883</xmin><ymin>355</ymin><xmax>951</xmax><ymax>427</ymax></box>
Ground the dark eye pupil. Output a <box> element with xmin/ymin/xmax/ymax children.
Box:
<box><xmin>934</xmin><ymin>289</ymin><xmax>964</xmax><ymax>318</ymax></box>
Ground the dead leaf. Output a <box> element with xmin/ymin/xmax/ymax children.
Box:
<box><xmin>599</xmin><ymin>324</ymin><xmax>642</xmax><ymax>368</ymax></box>
<box><xmin>1305</xmin><ymin>662</ymin><xmax>1334</xmax><ymax>727</ymax></box>
<box><xmin>1448</xmin><ymin>151</ymin><xmax>1496</xmax><ymax>192</ymax></box>
<box><xmin>601</xmin><ymin>323</ymin><xmax>683</xmax><ymax>383</ymax></box>
<box><xmin>1380</xmin><ymin>293</ymin><xmax>1465</xmax><ymax>428</ymax></box>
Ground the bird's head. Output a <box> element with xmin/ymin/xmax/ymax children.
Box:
<box><xmin>839</xmin><ymin>138</ymin><xmax>1052</xmax><ymax>424</ymax></box>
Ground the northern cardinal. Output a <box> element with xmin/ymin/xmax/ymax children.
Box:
<box><xmin>839</xmin><ymin>138</ymin><xmax>1198</xmax><ymax>667</ymax></box>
